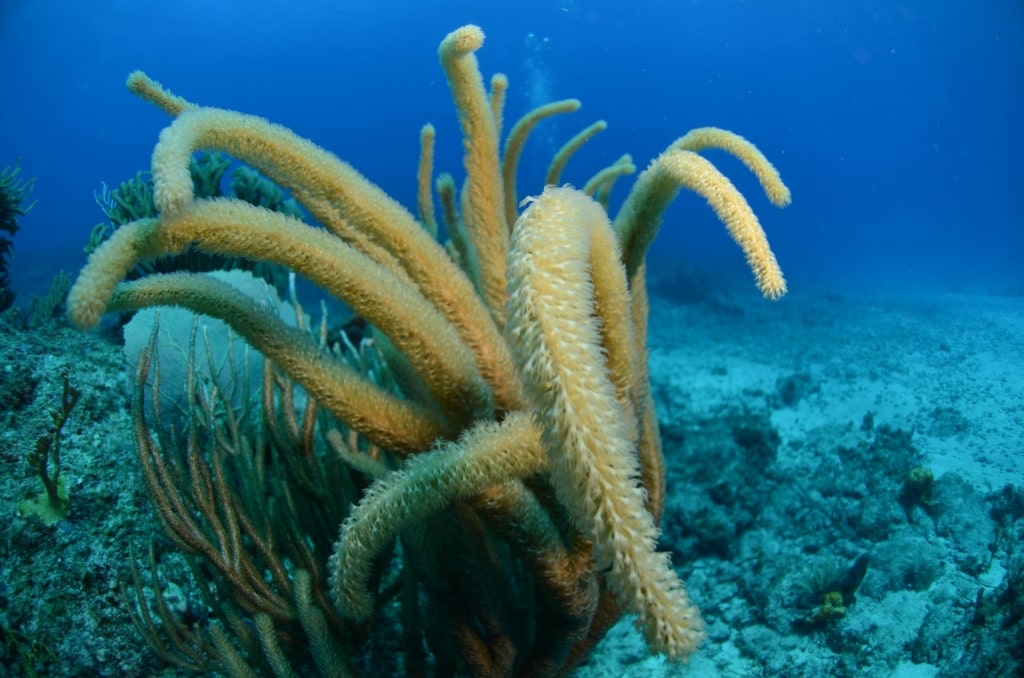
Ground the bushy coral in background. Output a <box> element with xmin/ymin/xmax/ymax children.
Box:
<box><xmin>0</xmin><ymin>162</ymin><xmax>36</xmax><ymax>313</ymax></box>
<box><xmin>87</xmin><ymin>152</ymin><xmax>299</xmax><ymax>295</ymax></box>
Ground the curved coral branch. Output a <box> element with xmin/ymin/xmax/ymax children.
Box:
<box><xmin>506</xmin><ymin>186</ymin><xmax>705</xmax><ymax>660</ymax></box>
<box><xmin>329</xmin><ymin>413</ymin><xmax>545</xmax><ymax>619</ymax></box>
<box><xmin>615</xmin><ymin>148</ymin><xmax>787</xmax><ymax>299</ymax></box>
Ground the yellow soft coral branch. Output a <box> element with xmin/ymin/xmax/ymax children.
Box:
<box><xmin>506</xmin><ymin>186</ymin><xmax>705</xmax><ymax>660</ymax></box>
<box><xmin>417</xmin><ymin>123</ymin><xmax>439</xmax><ymax>238</ymax></box>
<box><xmin>115</xmin><ymin>273</ymin><xmax>445</xmax><ymax>453</ymax></box>
<box><xmin>70</xmin><ymin>199</ymin><xmax>491</xmax><ymax>429</ymax></box>
<box><xmin>438</xmin><ymin>25</ymin><xmax>510</xmax><ymax>322</ymax></box>
<box><xmin>126</xmin><ymin>70</ymin><xmax>195</xmax><ymax>116</ymax></box>
<box><xmin>501</xmin><ymin>98</ymin><xmax>581</xmax><ymax>228</ymax></box>
<box><xmin>547</xmin><ymin>119</ymin><xmax>609</xmax><ymax>186</ymax></box>
<box><xmin>615</xmin><ymin>147</ymin><xmax>788</xmax><ymax>299</ymax></box>
<box><xmin>330</xmin><ymin>413</ymin><xmax>545</xmax><ymax>619</ymax></box>
<box><xmin>673</xmin><ymin>126</ymin><xmax>792</xmax><ymax>208</ymax></box>
<box><xmin>147</xmin><ymin>106</ymin><xmax>522</xmax><ymax>412</ymax></box>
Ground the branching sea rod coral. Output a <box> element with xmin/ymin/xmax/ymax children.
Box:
<box><xmin>67</xmin><ymin>24</ymin><xmax>791</xmax><ymax>675</ymax></box>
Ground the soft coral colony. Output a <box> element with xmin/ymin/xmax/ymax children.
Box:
<box><xmin>68</xmin><ymin>24</ymin><xmax>791</xmax><ymax>676</ymax></box>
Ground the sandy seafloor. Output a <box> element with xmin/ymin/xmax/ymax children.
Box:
<box><xmin>1</xmin><ymin>284</ymin><xmax>1021</xmax><ymax>676</ymax></box>
<box><xmin>579</xmin><ymin>287</ymin><xmax>1024</xmax><ymax>677</ymax></box>
<box><xmin>649</xmin><ymin>288</ymin><xmax>1023</xmax><ymax>493</ymax></box>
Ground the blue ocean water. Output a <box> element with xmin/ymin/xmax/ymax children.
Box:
<box><xmin>3</xmin><ymin>2</ymin><xmax>1024</xmax><ymax>676</ymax></box>
<box><xmin>1</xmin><ymin>0</ymin><xmax>1021</xmax><ymax>298</ymax></box>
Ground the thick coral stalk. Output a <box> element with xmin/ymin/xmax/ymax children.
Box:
<box><xmin>506</xmin><ymin>186</ymin><xmax>705</xmax><ymax>659</ymax></box>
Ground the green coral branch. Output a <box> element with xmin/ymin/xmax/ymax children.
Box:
<box><xmin>19</xmin><ymin>367</ymin><xmax>81</xmax><ymax>524</ymax></box>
